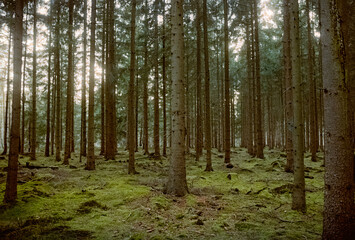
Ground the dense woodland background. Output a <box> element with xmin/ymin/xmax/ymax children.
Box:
<box><xmin>0</xmin><ymin>0</ymin><xmax>354</xmax><ymax>239</ymax></box>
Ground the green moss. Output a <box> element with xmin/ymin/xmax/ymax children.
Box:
<box><xmin>0</xmin><ymin>148</ymin><xmax>323</xmax><ymax>239</ymax></box>
<box><xmin>151</xmin><ymin>195</ymin><xmax>171</xmax><ymax>210</ymax></box>
<box><xmin>185</xmin><ymin>194</ymin><xmax>197</xmax><ymax>207</ymax></box>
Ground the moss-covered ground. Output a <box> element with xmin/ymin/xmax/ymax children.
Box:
<box><xmin>0</xmin><ymin>148</ymin><xmax>323</xmax><ymax>239</ymax></box>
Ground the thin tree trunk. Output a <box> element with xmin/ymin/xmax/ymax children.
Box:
<box><xmin>30</xmin><ymin>0</ymin><xmax>37</xmax><ymax>161</ymax></box>
<box><xmin>195</xmin><ymin>0</ymin><xmax>202</xmax><ymax>162</ymax></box>
<box><xmin>143</xmin><ymin>0</ymin><xmax>149</xmax><ymax>155</ymax></box>
<box><xmin>51</xmin><ymin>63</ymin><xmax>56</xmax><ymax>156</ymax></box>
<box><xmin>1</xmin><ymin>30</ymin><xmax>11</xmax><ymax>156</ymax></box>
<box><xmin>21</xmin><ymin>9</ymin><xmax>28</xmax><ymax>155</ymax></box>
<box><xmin>55</xmin><ymin>1</ymin><xmax>61</xmax><ymax>162</ymax></box>
<box><xmin>4</xmin><ymin>0</ymin><xmax>23</xmax><ymax>203</ymax></box>
<box><xmin>45</xmin><ymin>2</ymin><xmax>52</xmax><ymax>157</ymax></box>
<box><xmin>86</xmin><ymin>0</ymin><xmax>96</xmax><ymax>171</ymax></box>
<box><xmin>290</xmin><ymin>0</ymin><xmax>306</xmax><ymax>212</ymax></box>
<box><xmin>162</xmin><ymin>0</ymin><xmax>167</xmax><ymax>157</ymax></box>
<box><xmin>81</xmin><ymin>0</ymin><xmax>88</xmax><ymax>161</ymax></box>
<box><xmin>251</xmin><ymin>5</ymin><xmax>257</xmax><ymax>155</ymax></box>
<box><xmin>253</xmin><ymin>0</ymin><xmax>264</xmax><ymax>159</ymax></box>
<box><xmin>203</xmin><ymin>0</ymin><xmax>213</xmax><ymax>172</ymax></box>
<box><xmin>185</xmin><ymin>53</ymin><xmax>190</xmax><ymax>153</ymax></box>
<box><xmin>128</xmin><ymin>0</ymin><xmax>137</xmax><ymax>174</ymax></box>
<box><xmin>135</xmin><ymin>55</ymin><xmax>139</xmax><ymax>152</ymax></box>
<box><xmin>223</xmin><ymin>0</ymin><xmax>231</xmax><ymax>164</ymax></box>
<box><xmin>283</xmin><ymin>0</ymin><xmax>293</xmax><ymax>172</ymax></box>
<box><xmin>153</xmin><ymin>0</ymin><xmax>160</xmax><ymax>158</ymax></box>
<box><xmin>306</xmin><ymin>0</ymin><xmax>317</xmax><ymax>162</ymax></box>
<box><xmin>100</xmin><ymin>1</ymin><xmax>106</xmax><ymax>156</ymax></box>
<box><xmin>246</xmin><ymin>20</ymin><xmax>254</xmax><ymax>156</ymax></box>
<box><xmin>64</xmin><ymin>0</ymin><xmax>74</xmax><ymax>165</ymax></box>
<box><xmin>216</xmin><ymin>31</ymin><xmax>222</xmax><ymax>153</ymax></box>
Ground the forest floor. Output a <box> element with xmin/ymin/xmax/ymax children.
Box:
<box><xmin>0</xmin><ymin>148</ymin><xmax>324</xmax><ymax>239</ymax></box>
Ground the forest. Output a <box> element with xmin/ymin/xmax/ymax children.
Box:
<box><xmin>0</xmin><ymin>0</ymin><xmax>354</xmax><ymax>239</ymax></box>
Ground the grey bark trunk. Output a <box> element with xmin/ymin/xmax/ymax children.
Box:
<box><xmin>166</xmin><ymin>0</ymin><xmax>188</xmax><ymax>197</ymax></box>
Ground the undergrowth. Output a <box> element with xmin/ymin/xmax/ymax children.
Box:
<box><xmin>0</xmin><ymin>148</ymin><xmax>323</xmax><ymax>239</ymax></box>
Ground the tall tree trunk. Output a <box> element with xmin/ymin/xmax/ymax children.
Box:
<box><xmin>223</xmin><ymin>0</ymin><xmax>231</xmax><ymax>164</ymax></box>
<box><xmin>253</xmin><ymin>0</ymin><xmax>264</xmax><ymax>159</ymax></box>
<box><xmin>246</xmin><ymin>19</ymin><xmax>254</xmax><ymax>156</ymax></box>
<box><xmin>55</xmin><ymin>1</ymin><xmax>61</xmax><ymax>162</ymax></box>
<box><xmin>1</xmin><ymin>30</ymin><xmax>11</xmax><ymax>156</ymax></box>
<box><xmin>105</xmin><ymin>0</ymin><xmax>117</xmax><ymax>160</ymax></box>
<box><xmin>45</xmin><ymin>3</ymin><xmax>52</xmax><ymax>157</ymax></box>
<box><xmin>86</xmin><ymin>0</ymin><xmax>96</xmax><ymax>171</ymax></box>
<box><xmin>162</xmin><ymin>0</ymin><xmax>167</xmax><ymax>157</ymax></box>
<box><xmin>283</xmin><ymin>0</ymin><xmax>293</xmax><ymax>172</ymax></box>
<box><xmin>195</xmin><ymin>0</ymin><xmax>202</xmax><ymax>162</ymax></box>
<box><xmin>317</xmin><ymin>0</ymin><xmax>324</xmax><ymax>153</ymax></box>
<box><xmin>81</xmin><ymin>0</ymin><xmax>88</xmax><ymax>161</ymax></box>
<box><xmin>290</xmin><ymin>0</ymin><xmax>306</xmax><ymax>212</ymax></box>
<box><xmin>306</xmin><ymin>0</ymin><xmax>317</xmax><ymax>162</ymax></box>
<box><xmin>166</xmin><ymin>0</ymin><xmax>188</xmax><ymax>197</ymax></box>
<box><xmin>185</xmin><ymin>53</ymin><xmax>190</xmax><ymax>153</ymax></box>
<box><xmin>51</xmin><ymin>64</ymin><xmax>56</xmax><ymax>156</ymax></box>
<box><xmin>100</xmin><ymin>1</ymin><xmax>106</xmax><ymax>156</ymax></box>
<box><xmin>153</xmin><ymin>0</ymin><xmax>160</xmax><ymax>158</ymax></box>
<box><xmin>321</xmin><ymin>0</ymin><xmax>355</xmax><ymax>238</ymax></box>
<box><xmin>135</xmin><ymin>55</ymin><xmax>139</xmax><ymax>152</ymax></box>
<box><xmin>21</xmin><ymin>9</ymin><xmax>28</xmax><ymax>155</ymax></box>
<box><xmin>339</xmin><ymin>0</ymin><xmax>355</xmax><ymax>185</ymax></box>
<box><xmin>203</xmin><ymin>0</ymin><xmax>212</xmax><ymax>172</ymax></box>
<box><xmin>143</xmin><ymin>0</ymin><xmax>149</xmax><ymax>155</ymax></box>
<box><xmin>4</xmin><ymin>0</ymin><xmax>23</xmax><ymax>203</ymax></box>
<box><xmin>216</xmin><ymin>31</ymin><xmax>222</xmax><ymax>152</ymax></box>
<box><xmin>128</xmin><ymin>0</ymin><xmax>137</xmax><ymax>174</ymax></box>
<box><xmin>251</xmin><ymin>5</ymin><xmax>257</xmax><ymax>155</ymax></box>
<box><xmin>64</xmin><ymin>0</ymin><xmax>74</xmax><ymax>165</ymax></box>
<box><xmin>30</xmin><ymin>0</ymin><xmax>37</xmax><ymax>161</ymax></box>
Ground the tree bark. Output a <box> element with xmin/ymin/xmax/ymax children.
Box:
<box><xmin>81</xmin><ymin>0</ymin><xmax>88</xmax><ymax>161</ymax></box>
<box><xmin>1</xmin><ymin>30</ymin><xmax>11</xmax><ymax>156</ymax></box>
<box><xmin>86</xmin><ymin>0</ymin><xmax>96</xmax><ymax>171</ymax></box>
<box><xmin>166</xmin><ymin>0</ymin><xmax>188</xmax><ymax>197</ymax></box>
<box><xmin>195</xmin><ymin>0</ymin><xmax>203</xmax><ymax>162</ymax></box>
<box><xmin>306</xmin><ymin>0</ymin><xmax>317</xmax><ymax>162</ymax></box>
<box><xmin>321</xmin><ymin>0</ymin><xmax>355</xmax><ymax>238</ymax></box>
<box><xmin>185</xmin><ymin>53</ymin><xmax>190</xmax><ymax>153</ymax></box>
<box><xmin>290</xmin><ymin>0</ymin><xmax>306</xmax><ymax>213</ymax></box>
<box><xmin>203</xmin><ymin>0</ymin><xmax>212</xmax><ymax>172</ymax></box>
<box><xmin>21</xmin><ymin>9</ymin><xmax>28</xmax><ymax>155</ymax></box>
<box><xmin>153</xmin><ymin>0</ymin><xmax>160</xmax><ymax>158</ymax></box>
<box><xmin>45</xmin><ymin>2</ymin><xmax>52</xmax><ymax>157</ymax></box>
<box><xmin>128</xmin><ymin>0</ymin><xmax>137</xmax><ymax>174</ymax></box>
<box><xmin>105</xmin><ymin>0</ymin><xmax>117</xmax><ymax>160</ymax></box>
<box><xmin>253</xmin><ymin>0</ymin><xmax>264</xmax><ymax>159</ymax></box>
<box><xmin>4</xmin><ymin>0</ymin><xmax>23</xmax><ymax>204</ymax></box>
<box><xmin>283</xmin><ymin>0</ymin><xmax>293</xmax><ymax>172</ymax></box>
<box><xmin>143</xmin><ymin>0</ymin><xmax>149</xmax><ymax>155</ymax></box>
<box><xmin>30</xmin><ymin>0</ymin><xmax>37</xmax><ymax>161</ymax></box>
<box><xmin>100</xmin><ymin>1</ymin><xmax>106</xmax><ymax>156</ymax></box>
<box><xmin>246</xmin><ymin>18</ymin><xmax>254</xmax><ymax>157</ymax></box>
<box><xmin>162</xmin><ymin>0</ymin><xmax>167</xmax><ymax>157</ymax></box>
<box><xmin>339</xmin><ymin>0</ymin><xmax>355</xmax><ymax>185</ymax></box>
<box><xmin>64</xmin><ymin>0</ymin><xmax>74</xmax><ymax>165</ymax></box>
<box><xmin>55</xmin><ymin>0</ymin><xmax>61</xmax><ymax>162</ymax></box>
<box><xmin>223</xmin><ymin>0</ymin><xmax>231</xmax><ymax>164</ymax></box>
